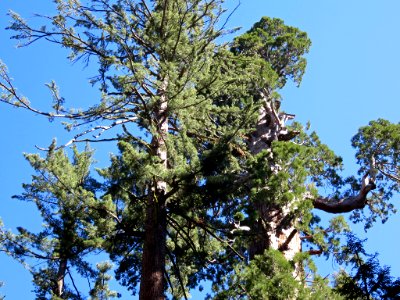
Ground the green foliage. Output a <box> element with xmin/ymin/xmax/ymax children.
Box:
<box><xmin>352</xmin><ymin>119</ymin><xmax>400</xmax><ymax>181</ymax></box>
<box><xmin>89</xmin><ymin>262</ymin><xmax>120</xmax><ymax>300</ymax></box>
<box><xmin>1</xmin><ymin>1</ymin><xmax>400</xmax><ymax>299</ymax></box>
<box><xmin>350</xmin><ymin>119</ymin><xmax>400</xmax><ymax>228</ymax></box>
<box><xmin>210</xmin><ymin>249</ymin><xmax>342</xmax><ymax>300</ymax></box>
<box><xmin>302</xmin><ymin>215</ymin><xmax>350</xmax><ymax>260</ymax></box>
<box><xmin>334</xmin><ymin>233</ymin><xmax>400</xmax><ymax>299</ymax></box>
<box><xmin>231</xmin><ymin>17</ymin><xmax>311</xmax><ymax>88</ymax></box>
<box><xmin>0</xmin><ymin>143</ymin><xmax>109</xmax><ymax>298</ymax></box>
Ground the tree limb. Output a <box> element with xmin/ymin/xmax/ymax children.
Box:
<box><xmin>377</xmin><ymin>165</ymin><xmax>400</xmax><ymax>183</ymax></box>
<box><xmin>312</xmin><ymin>173</ymin><xmax>376</xmax><ymax>213</ymax></box>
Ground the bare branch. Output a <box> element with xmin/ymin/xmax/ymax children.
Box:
<box><xmin>377</xmin><ymin>165</ymin><xmax>400</xmax><ymax>183</ymax></box>
<box><xmin>313</xmin><ymin>173</ymin><xmax>376</xmax><ymax>213</ymax></box>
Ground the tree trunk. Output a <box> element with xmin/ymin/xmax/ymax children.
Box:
<box><xmin>248</xmin><ymin>93</ymin><xmax>376</xmax><ymax>278</ymax></box>
<box><xmin>263</xmin><ymin>205</ymin><xmax>302</xmax><ymax>277</ymax></box>
<box><xmin>248</xmin><ymin>94</ymin><xmax>302</xmax><ymax>275</ymax></box>
<box><xmin>139</xmin><ymin>197</ymin><xmax>167</xmax><ymax>300</ymax></box>
<box><xmin>139</xmin><ymin>78</ymin><xmax>168</xmax><ymax>300</ymax></box>
<box><xmin>249</xmin><ymin>202</ymin><xmax>302</xmax><ymax>276</ymax></box>
<box><xmin>55</xmin><ymin>258</ymin><xmax>67</xmax><ymax>297</ymax></box>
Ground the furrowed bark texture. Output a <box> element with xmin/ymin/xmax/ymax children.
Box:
<box><xmin>139</xmin><ymin>78</ymin><xmax>168</xmax><ymax>300</ymax></box>
<box><xmin>140</xmin><ymin>198</ymin><xmax>167</xmax><ymax>300</ymax></box>
<box><xmin>249</xmin><ymin>92</ymin><xmax>376</xmax><ymax>276</ymax></box>
<box><xmin>249</xmin><ymin>93</ymin><xmax>302</xmax><ymax>268</ymax></box>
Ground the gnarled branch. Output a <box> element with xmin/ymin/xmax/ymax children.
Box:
<box><xmin>313</xmin><ymin>173</ymin><xmax>376</xmax><ymax>213</ymax></box>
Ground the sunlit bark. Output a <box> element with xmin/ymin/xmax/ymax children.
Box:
<box><xmin>139</xmin><ymin>77</ymin><xmax>168</xmax><ymax>300</ymax></box>
<box><xmin>313</xmin><ymin>173</ymin><xmax>376</xmax><ymax>213</ymax></box>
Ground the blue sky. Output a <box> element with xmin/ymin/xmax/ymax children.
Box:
<box><xmin>0</xmin><ymin>0</ymin><xmax>399</xmax><ymax>299</ymax></box>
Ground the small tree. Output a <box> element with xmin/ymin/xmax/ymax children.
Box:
<box><xmin>0</xmin><ymin>144</ymin><xmax>115</xmax><ymax>298</ymax></box>
<box><xmin>89</xmin><ymin>262</ymin><xmax>120</xmax><ymax>300</ymax></box>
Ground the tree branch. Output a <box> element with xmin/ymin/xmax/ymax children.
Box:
<box><xmin>312</xmin><ymin>173</ymin><xmax>376</xmax><ymax>213</ymax></box>
<box><xmin>377</xmin><ymin>165</ymin><xmax>400</xmax><ymax>183</ymax></box>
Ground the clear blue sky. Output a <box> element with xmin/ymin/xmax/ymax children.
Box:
<box><xmin>0</xmin><ymin>0</ymin><xmax>399</xmax><ymax>299</ymax></box>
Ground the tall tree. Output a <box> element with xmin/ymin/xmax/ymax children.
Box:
<box><xmin>1</xmin><ymin>1</ymin><xmax>399</xmax><ymax>299</ymax></box>
<box><xmin>206</xmin><ymin>16</ymin><xmax>399</xmax><ymax>298</ymax></box>
<box><xmin>0</xmin><ymin>0</ymin><xmax>259</xmax><ymax>298</ymax></box>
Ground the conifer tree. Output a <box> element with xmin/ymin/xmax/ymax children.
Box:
<box><xmin>334</xmin><ymin>233</ymin><xmax>400</xmax><ymax>299</ymax></box>
<box><xmin>0</xmin><ymin>1</ymin><xmax>399</xmax><ymax>299</ymax></box>
<box><xmin>206</xmin><ymin>16</ymin><xmax>399</xmax><ymax>298</ymax></box>
<box><xmin>0</xmin><ymin>144</ymin><xmax>117</xmax><ymax>298</ymax></box>
<box><xmin>0</xmin><ymin>0</ymin><xmax>260</xmax><ymax>298</ymax></box>
<box><xmin>89</xmin><ymin>262</ymin><xmax>120</xmax><ymax>300</ymax></box>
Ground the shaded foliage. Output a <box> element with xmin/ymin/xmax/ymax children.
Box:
<box><xmin>334</xmin><ymin>233</ymin><xmax>400</xmax><ymax>300</ymax></box>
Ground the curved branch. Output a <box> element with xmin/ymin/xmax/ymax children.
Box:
<box><xmin>313</xmin><ymin>173</ymin><xmax>376</xmax><ymax>213</ymax></box>
<box><xmin>377</xmin><ymin>165</ymin><xmax>400</xmax><ymax>183</ymax></box>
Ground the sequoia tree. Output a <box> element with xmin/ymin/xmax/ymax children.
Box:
<box><xmin>0</xmin><ymin>1</ymin><xmax>399</xmax><ymax>299</ymax></box>
<box><xmin>210</xmin><ymin>17</ymin><xmax>400</xmax><ymax>298</ymax></box>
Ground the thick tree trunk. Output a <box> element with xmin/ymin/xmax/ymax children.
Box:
<box><xmin>139</xmin><ymin>78</ymin><xmax>168</xmax><ymax>300</ymax></box>
<box><xmin>249</xmin><ymin>202</ymin><xmax>302</xmax><ymax>276</ymax></box>
<box><xmin>249</xmin><ymin>91</ymin><xmax>323</xmax><ymax>278</ymax></box>
<box><xmin>139</xmin><ymin>197</ymin><xmax>167</xmax><ymax>300</ymax></box>
<box><xmin>248</xmin><ymin>95</ymin><xmax>302</xmax><ymax>272</ymax></box>
<box><xmin>248</xmin><ymin>93</ymin><xmax>377</xmax><ymax>278</ymax></box>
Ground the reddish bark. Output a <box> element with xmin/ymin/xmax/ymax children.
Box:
<box><xmin>139</xmin><ymin>197</ymin><xmax>167</xmax><ymax>300</ymax></box>
<box><xmin>139</xmin><ymin>77</ymin><xmax>168</xmax><ymax>300</ymax></box>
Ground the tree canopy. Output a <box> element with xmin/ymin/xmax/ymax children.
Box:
<box><xmin>0</xmin><ymin>1</ymin><xmax>399</xmax><ymax>299</ymax></box>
